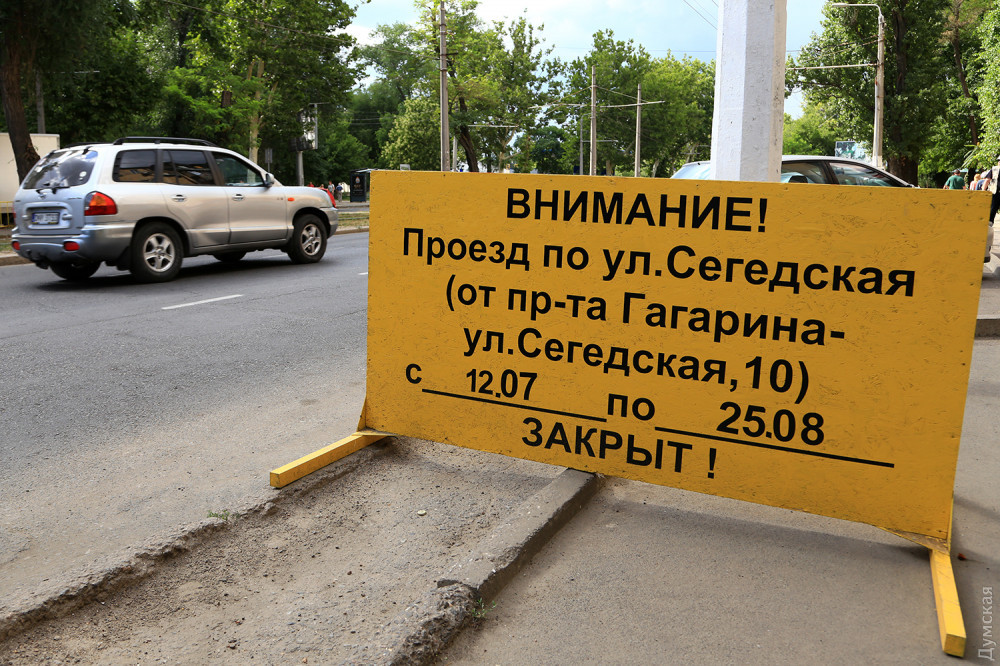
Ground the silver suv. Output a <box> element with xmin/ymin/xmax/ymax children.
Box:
<box><xmin>12</xmin><ymin>137</ymin><xmax>338</xmax><ymax>282</ymax></box>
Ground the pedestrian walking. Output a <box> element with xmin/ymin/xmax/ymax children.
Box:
<box><xmin>943</xmin><ymin>169</ymin><xmax>965</xmax><ymax>190</ymax></box>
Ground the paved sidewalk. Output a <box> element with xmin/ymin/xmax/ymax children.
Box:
<box><xmin>438</xmin><ymin>337</ymin><xmax>1000</xmax><ymax>664</ymax></box>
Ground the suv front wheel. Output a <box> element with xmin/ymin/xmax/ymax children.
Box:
<box><xmin>286</xmin><ymin>214</ymin><xmax>327</xmax><ymax>264</ymax></box>
<box><xmin>130</xmin><ymin>222</ymin><xmax>182</xmax><ymax>282</ymax></box>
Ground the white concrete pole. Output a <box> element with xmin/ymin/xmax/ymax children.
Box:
<box><xmin>709</xmin><ymin>0</ymin><xmax>787</xmax><ymax>182</ymax></box>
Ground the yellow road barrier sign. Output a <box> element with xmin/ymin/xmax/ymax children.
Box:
<box><xmin>263</xmin><ymin>170</ymin><xmax>981</xmax><ymax>655</ymax></box>
<box><xmin>366</xmin><ymin>171</ymin><xmax>983</xmax><ymax>547</ymax></box>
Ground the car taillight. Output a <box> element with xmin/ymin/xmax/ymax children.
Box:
<box><xmin>321</xmin><ymin>188</ymin><xmax>337</xmax><ymax>207</ymax></box>
<box><xmin>64</xmin><ymin>241</ymin><xmax>80</xmax><ymax>251</ymax></box>
<box><xmin>12</xmin><ymin>241</ymin><xmax>19</xmax><ymax>251</ymax></box>
<box><xmin>84</xmin><ymin>191</ymin><xmax>117</xmax><ymax>216</ymax></box>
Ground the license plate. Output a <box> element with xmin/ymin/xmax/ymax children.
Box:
<box><xmin>32</xmin><ymin>212</ymin><xmax>60</xmax><ymax>225</ymax></box>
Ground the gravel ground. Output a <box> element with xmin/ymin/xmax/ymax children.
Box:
<box><xmin>0</xmin><ymin>437</ymin><xmax>560</xmax><ymax>665</ymax></box>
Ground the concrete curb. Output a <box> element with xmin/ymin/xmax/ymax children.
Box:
<box><xmin>0</xmin><ymin>253</ymin><xmax>28</xmax><ymax>267</ymax></box>
<box><xmin>354</xmin><ymin>468</ymin><xmax>602</xmax><ymax>665</ymax></box>
<box><xmin>977</xmin><ymin>315</ymin><xmax>1000</xmax><ymax>337</ymax></box>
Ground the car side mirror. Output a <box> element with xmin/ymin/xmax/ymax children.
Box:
<box><xmin>264</xmin><ymin>173</ymin><xmax>275</xmax><ymax>188</ymax></box>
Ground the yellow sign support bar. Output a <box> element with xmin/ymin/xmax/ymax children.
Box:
<box><xmin>269</xmin><ymin>431</ymin><xmax>387</xmax><ymax>488</ymax></box>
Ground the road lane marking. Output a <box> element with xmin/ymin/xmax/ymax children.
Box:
<box><xmin>359</xmin><ymin>272</ymin><xmax>368</xmax><ymax>276</ymax></box>
<box><xmin>162</xmin><ymin>294</ymin><xmax>243</xmax><ymax>310</ymax></box>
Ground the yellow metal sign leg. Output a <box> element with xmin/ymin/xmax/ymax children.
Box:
<box><xmin>930</xmin><ymin>548</ymin><xmax>966</xmax><ymax>657</ymax></box>
<box><xmin>269</xmin><ymin>431</ymin><xmax>388</xmax><ymax>488</ymax></box>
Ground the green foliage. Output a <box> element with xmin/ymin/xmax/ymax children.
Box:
<box><xmin>39</xmin><ymin>29</ymin><xmax>163</xmax><ymax>144</ymax></box>
<box><xmin>782</xmin><ymin>105</ymin><xmax>843</xmax><ymax>156</ymax></box>
<box><xmin>791</xmin><ymin>1</ymin><xmax>946</xmax><ymax>182</ymax></box>
<box><xmin>639</xmin><ymin>55</ymin><xmax>714</xmax><ymax>177</ymax></box>
<box><xmin>0</xmin><ymin>0</ymin><xmax>121</xmax><ymax>176</ymax></box>
<box><xmin>518</xmin><ymin>125</ymin><xmax>575</xmax><ymax>174</ymax></box>
<box><xmin>974</xmin><ymin>6</ymin><xmax>1000</xmax><ymax>166</ymax></box>
<box><xmin>380</xmin><ymin>97</ymin><xmax>440</xmax><ymax>170</ymax></box>
<box><xmin>566</xmin><ymin>30</ymin><xmax>652</xmax><ymax>175</ymax></box>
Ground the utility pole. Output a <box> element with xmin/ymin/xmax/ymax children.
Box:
<box><xmin>874</xmin><ymin>8</ymin><xmax>885</xmax><ymax>169</ymax></box>
<box><xmin>439</xmin><ymin>2</ymin><xmax>451</xmax><ymax>172</ymax></box>
<box><xmin>634</xmin><ymin>82</ymin><xmax>642</xmax><ymax>177</ymax></box>
<box><xmin>831</xmin><ymin>2</ymin><xmax>884</xmax><ymax>168</ymax></box>
<box><xmin>589</xmin><ymin>66</ymin><xmax>597</xmax><ymax>176</ymax></box>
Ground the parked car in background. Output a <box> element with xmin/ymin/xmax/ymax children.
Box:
<box><xmin>671</xmin><ymin>155</ymin><xmax>915</xmax><ymax>187</ymax></box>
<box><xmin>672</xmin><ymin>155</ymin><xmax>994</xmax><ymax>263</ymax></box>
<box><xmin>12</xmin><ymin>137</ymin><xmax>338</xmax><ymax>282</ymax></box>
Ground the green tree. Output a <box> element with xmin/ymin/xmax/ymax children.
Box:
<box><xmin>472</xmin><ymin>16</ymin><xmax>560</xmax><ymax>173</ymax></box>
<box><xmin>782</xmin><ymin>103</ymin><xmax>844</xmax><ymax>156</ymax></box>
<box><xmin>921</xmin><ymin>0</ymin><xmax>991</xmax><ymax>181</ymax></box>
<box><xmin>414</xmin><ymin>0</ymin><xmax>492</xmax><ymax>171</ymax></box>
<box><xmin>0</xmin><ymin>0</ymin><xmax>113</xmax><ymax>179</ymax></box>
<box><xmin>351</xmin><ymin>22</ymin><xmax>435</xmax><ymax>166</ymax></box>
<box><xmin>791</xmin><ymin>1</ymin><xmax>946</xmax><ymax>183</ymax></box>
<box><xmin>972</xmin><ymin>4</ymin><xmax>1000</xmax><ymax>165</ymax></box>
<box><xmin>566</xmin><ymin>30</ymin><xmax>653</xmax><ymax>175</ymax></box>
<box><xmin>40</xmin><ymin>27</ymin><xmax>162</xmax><ymax>145</ymax></box>
<box><xmin>639</xmin><ymin>55</ymin><xmax>714</xmax><ymax>177</ymax></box>
<box><xmin>517</xmin><ymin>125</ymin><xmax>575</xmax><ymax>174</ymax></box>
<box><xmin>381</xmin><ymin>97</ymin><xmax>439</xmax><ymax>170</ymax></box>
<box><xmin>144</xmin><ymin>0</ymin><xmax>357</xmax><ymax>161</ymax></box>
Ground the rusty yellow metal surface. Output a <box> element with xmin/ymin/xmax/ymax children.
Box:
<box><xmin>366</xmin><ymin>171</ymin><xmax>983</xmax><ymax>541</ymax></box>
<box><xmin>930</xmin><ymin>549</ymin><xmax>967</xmax><ymax>656</ymax></box>
<box><xmin>269</xmin><ymin>432</ymin><xmax>387</xmax><ymax>488</ymax></box>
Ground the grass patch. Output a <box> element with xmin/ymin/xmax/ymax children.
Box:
<box><xmin>338</xmin><ymin>212</ymin><xmax>369</xmax><ymax>229</ymax></box>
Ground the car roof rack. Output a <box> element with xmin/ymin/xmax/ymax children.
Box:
<box><xmin>112</xmin><ymin>137</ymin><xmax>217</xmax><ymax>147</ymax></box>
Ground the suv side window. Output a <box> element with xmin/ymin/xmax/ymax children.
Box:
<box><xmin>113</xmin><ymin>150</ymin><xmax>157</xmax><ymax>182</ymax></box>
<box><xmin>212</xmin><ymin>153</ymin><xmax>264</xmax><ymax>186</ymax></box>
<box><xmin>164</xmin><ymin>150</ymin><xmax>217</xmax><ymax>186</ymax></box>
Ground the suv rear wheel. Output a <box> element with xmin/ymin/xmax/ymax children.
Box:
<box><xmin>130</xmin><ymin>222</ymin><xmax>182</xmax><ymax>282</ymax></box>
<box><xmin>286</xmin><ymin>214</ymin><xmax>327</xmax><ymax>264</ymax></box>
<box><xmin>50</xmin><ymin>260</ymin><xmax>100</xmax><ymax>281</ymax></box>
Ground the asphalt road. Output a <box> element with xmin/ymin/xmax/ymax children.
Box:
<box><xmin>0</xmin><ymin>233</ymin><xmax>370</xmax><ymax>614</ymax></box>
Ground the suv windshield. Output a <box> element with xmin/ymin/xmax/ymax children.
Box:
<box><xmin>22</xmin><ymin>147</ymin><xmax>99</xmax><ymax>190</ymax></box>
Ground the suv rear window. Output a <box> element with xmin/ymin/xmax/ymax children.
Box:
<box><xmin>113</xmin><ymin>149</ymin><xmax>157</xmax><ymax>183</ymax></box>
<box><xmin>22</xmin><ymin>148</ymin><xmax>98</xmax><ymax>190</ymax></box>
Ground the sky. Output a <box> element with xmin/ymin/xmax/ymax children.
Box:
<box><xmin>345</xmin><ymin>0</ymin><xmax>830</xmax><ymax>117</ymax></box>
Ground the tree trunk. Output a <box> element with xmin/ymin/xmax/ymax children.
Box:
<box><xmin>247</xmin><ymin>59</ymin><xmax>267</xmax><ymax>162</ymax></box>
<box><xmin>446</xmin><ymin>64</ymin><xmax>478</xmax><ymax>172</ymax></box>
<box><xmin>458</xmin><ymin>125</ymin><xmax>478</xmax><ymax>172</ymax></box>
<box><xmin>886</xmin><ymin>9</ymin><xmax>918</xmax><ymax>185</ymax></box>
<box><xmin>948</xmin><ymin>3</ymin><xmax>979</xmax><ymax>146</ymax></box>
<box><xmin>887</xmin><ymin>154</ymin><xmax>918</xmax><ymax>184</ymax></box>
<box><xmin>0</xmin><ymin>39</ymin><xmax>40</xmax><ymax>182</ymax></box>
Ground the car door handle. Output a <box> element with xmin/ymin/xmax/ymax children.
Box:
<box><xmin>232</xmin><ymin>193</ymin><xmax>245</xmax><ymax>201</ymax></box>
<box><xmin>171</xmin><ymin>194</ymin><xmax>187</xmax><ymax>202</ymax></box>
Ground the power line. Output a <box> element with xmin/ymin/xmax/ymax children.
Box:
<box><xmin>682</xmin><ymin>0</ymin><xmax>717</xmax><ymax>30</ymax></box>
